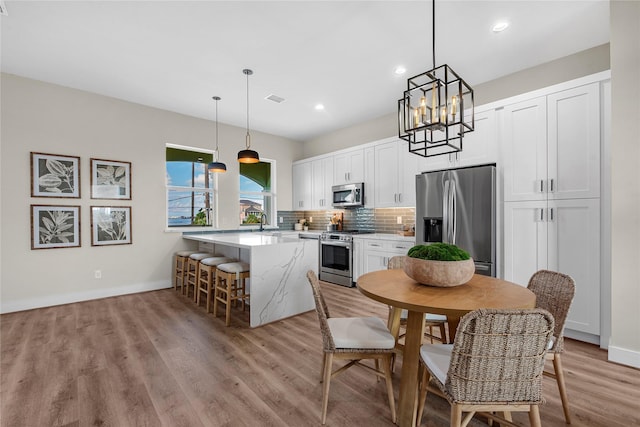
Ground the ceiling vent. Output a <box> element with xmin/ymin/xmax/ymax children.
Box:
<box><xmin>0</xmin><ymin>1</ymin><xmax>8</xmax><ymax>16</ymax></box>
<box><xmin>265</xmin><ymin>94</ymin><xmax>285</xmax><ymax>104</ymax></box>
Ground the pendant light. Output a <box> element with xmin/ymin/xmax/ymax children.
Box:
<box><xmin>208</xmin><ymin>96</ymin><xmax>227</xmax><ymax>173</ymax></box>
<box><xmin>398</xmin><ymin>0</ymin><xmax>474</xmax><ymax>158</ymax></box>
<box><xmin>237</xmin><ymin>68</ymin><xmax>260</xmax><ymax>163</ymax></box>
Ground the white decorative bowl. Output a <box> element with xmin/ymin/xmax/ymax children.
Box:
<box><xmin>403</xmin><ymin>257</ymin><xmax>475</xmax><ymax>287</ymax></box>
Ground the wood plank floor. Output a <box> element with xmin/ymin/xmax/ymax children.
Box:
<box><xmin>1</xmin><ymin>282</ymin><xmax>639</xmax><ymax>426</ymax></box>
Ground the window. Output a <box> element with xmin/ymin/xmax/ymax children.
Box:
<box><xmin>239</xmin><ymin>160</ymin><xmax>276</xmax><ymax>227</ymax></box>
<box><xmin>166</xmin><ymin>145</ymin><xmax>216</xmax><ymax>228</ymax></box>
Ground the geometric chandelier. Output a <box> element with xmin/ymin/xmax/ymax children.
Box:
<box><xmin>398</xmin><ymin>0</ymin><xmax>474</xmax><ymax>157</ymax></box>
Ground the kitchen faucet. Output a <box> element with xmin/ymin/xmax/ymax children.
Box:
<box><xmin>260</xmin><ymin>213</ymin><xmax>267</xmax><ymax>231</ymax></box>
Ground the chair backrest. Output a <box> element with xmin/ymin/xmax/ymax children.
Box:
<box><xmin>527</xmin><ymin>269</ymin><xmax>576</xmax><ymax>352</ymax></box>
<box><xmin>387</xmin><ymin>255</ymin><xmax>406</xmax><ymax>270</ymax></box>
<box><xmin>306</xmin><ymin>270</ymin><xmax>336</xmax><ymax>351</ymax></box>
<box><xmin>445</xmin><ymin>308</ymin><xmax>554</xmax><ymax>404</ymax></box>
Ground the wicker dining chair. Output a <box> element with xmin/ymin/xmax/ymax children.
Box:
<box><xmin>417</xmin><ymin>308</ymin><xmax>555</xmax><ymax>427</ymax></box>
<box><xmin>306</xmin><ymin>270</ymin><xmax>396</xmax><ymax>425</ymax></box>
<box><xmin>387</xmin><ymin>256</ymin><xmax>448</xmax><ymax>345</ymax></box>
<box><xmin>527</xmin><ymin>269</ymin><xmax>576</xmax><ymax>424</ymax></box>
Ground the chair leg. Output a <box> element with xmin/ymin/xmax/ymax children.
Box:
<box><xmin>320</xmin><ymin>352</ymin><xmax>327</xmax><ymax>383</ymax></box>
<box><xmin>553</xmin><ymin>354</ymin><xmax>572</xmax><ymax>424</ymax></box>
<box><xmin>382</xmin><ymin>354</ymin><xmax>396</xmax><ymax>424</ymax></box>
<box><xmin>450</xmin><ymin>404</ymin><xmax>463</xmax><ymax>427</ymax></box>
<box><xmin>417</xmin><ymin>364</ymin><xmax>430</xmax><ymax>424</ymax></box>
<box><xmin>529</xmin><ymin>404</ymin><xmax>542</xmax><ymax>427</ymax></box>
<box><xmin>225</xmin><ymin>277</ymin><xmax>232</xmax><ymax>326</ymax></box>
<box><xmin>439</xmin><ymin>323</ymin><xmax>448</xmax><ymax>344</ymax></box>
<box><xmin>321</xmin><ymin>353</ymin><xmax>333</xmax><ymax>425</ymax></box>
<box><xmin>213</xmin><ymin>274</ymin><xmax>221</xmax><ymax>317</ymax></box>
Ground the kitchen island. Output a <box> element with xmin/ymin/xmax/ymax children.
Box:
<box><xmin>183</xmin><ymin>232</ymin><xmax>318</xmax><ymax>327</ymax></box>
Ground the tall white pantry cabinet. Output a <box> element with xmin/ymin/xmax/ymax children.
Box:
<box><xmin>502</xmin><ymin>80</ymin><xmax>606</xmax><ymax>343</ymax></box>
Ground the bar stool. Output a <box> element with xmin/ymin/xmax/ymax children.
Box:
<box><xmin>196</xmin><ymin>256</ymin><xmax>234</xmax><ymax>312</ymax></box>
<box><xmin>213</xmin><ymin>262</ymin><xmax>250</xmax><ymax>326</ymax></box>
<box><xmin>173</xmin><ymin>250</ymin><xmax>198</xmax><ymax>292</ymax></box>
<box><xmin>185</xmin><ymin>252</ymin><xmax>217</xmax><ymax>300</ymax></box>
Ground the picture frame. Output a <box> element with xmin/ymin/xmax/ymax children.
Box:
<box><xmin>31</xmin><ymin>152</ymin><xmax>81</xmax><ymax>198</ymax></box>
<box><xmin>90</xmin><ymin>158</ymin><xmax>132</xmax><ymax>200</ymax></box>
<box><xmin>91</xmin><ymin>206</ymin><xmax>132</xmax><ymax>246</ymax></box>
<box><xmin>31</xmin><ymin>205</ymin><xmax>81</xmax><ymax>249</ymax></box>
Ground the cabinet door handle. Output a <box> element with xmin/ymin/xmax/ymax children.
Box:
<box><xmin>398</xmin><ymin>193</ymin><xmax>402</xmax><ymax>203</ymax></box>
<box><xmin>539</xmin><ymin>179</ymin><xmax>545</xmax><ymax>193</ymax></box>
<box><xmin>550</xmin><ymin>179</ymin><xmax>555</xmax><ymax>193</ymax></box>
<box><xmin>539</xmin><ymin>208</ymin><xmax>545</xmax><ymax>222</ymax></box>
<box><xmin>549</xmin><ymin>207</ymin><xmax>554</xmax><ymax>222</ymax></box>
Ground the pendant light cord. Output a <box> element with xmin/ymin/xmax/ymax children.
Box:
<box><xmin>244</xmin><ymin>69</ymin><xmax>252</xmax><ymax>149</ymax></box>
<box><xmin>432</xmin><ymin>0</ymin><xmax>436</xmax><ymax>70</ymax></box>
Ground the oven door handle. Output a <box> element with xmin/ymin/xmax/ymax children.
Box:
<box><xmin>321</xmin><ymin>241</ymin><xmax>351</xmax><ymax>248</ymax></box>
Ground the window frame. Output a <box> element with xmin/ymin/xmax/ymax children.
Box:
<box><xmin>239</xmin><ymin>158</ymin><xmax>277</xmax><ymax>229</ymax></box>
<box><xmin>165</xmin><ymin>143</ymin><xmax>218</xmax><ymax>231</ymax></box>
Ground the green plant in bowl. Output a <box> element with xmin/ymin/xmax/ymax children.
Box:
<box><xmin>404</xmin><ymin>243</ymin><xmax>474</xmax><ymax>287</ymax></box>
<box><xmin>407</xmin><ymin>243</ymin><xmax>470</xmax><ymax>261</ymax></box>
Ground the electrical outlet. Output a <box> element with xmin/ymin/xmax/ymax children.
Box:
<box><xmin>279</xmin><ymin>216</ymin><xmax>283</xmax><ymax>224</ymax></box>
<box><xmin>94</xmin><ymin>270</ymin><xmax>102</xmax><ymax>279</ymax></box>
<box><xmin>309</xmin><ymin>216</ymin><xmax>313</xmax><ymax>223</ymax></box>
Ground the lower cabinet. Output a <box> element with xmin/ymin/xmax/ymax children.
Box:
<box><xmin>503</xmin><ymin>198</ymin><xmax>601</xmax><ymax>338</ymax></box>
<box><xmin>359</xmin><ymin>238</ymin><xmax>414</xmax><ymax>278</ymax></box>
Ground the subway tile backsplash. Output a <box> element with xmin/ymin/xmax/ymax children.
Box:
<box><xmin>277</xmin><ymin>207</ymin><xmax>415</xmax><ymax>234</ymax></box>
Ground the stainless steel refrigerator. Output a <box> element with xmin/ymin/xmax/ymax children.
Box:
<box><xmin>415</xmin><ymin>164</ymin><xmax>496</xmax><ymax>277</ymax></box>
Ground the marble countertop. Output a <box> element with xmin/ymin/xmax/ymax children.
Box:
<box><xmin>183</xmin><ymin>232</ymin><xmax>302</xmax><ymax>249</ymax></box>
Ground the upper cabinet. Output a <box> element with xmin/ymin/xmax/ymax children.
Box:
<box><xmin>292</xmin><ymin>161</ymin><xmax>312</xmax><ymax>211</ymax></box>
<box><xmin>503</xmin><ymin>83</ymin><xmax>600</xmax><ymax>202</ymax></box>
<box><xmin>333</xmin><ymin>148</ymin><xmax>364</xmax><ymax>185</ymax></box>
<box><xmin>423</xmin><ymin>108</ymin><xmax>498</xmax><ymax>172</ymax></box>
<box><xmin>374</xmin><ymin>140</ymin><xmax>422</xmax><ymax>208</ymax></box>
<box><xmin>311</xmin><ymin>156</ymin><xmax>334</xmax><ymax>209</ymax></box>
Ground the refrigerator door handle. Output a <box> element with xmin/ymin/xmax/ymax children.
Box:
<box><xmin>450</xmin><ymin>180</ymin><xmax>457</xmax><ymax>244</ymax></box>
<box><xmin>443</xmin><ymin>180</ymin><xmax>450</xmax><ymax>243</ymax></box>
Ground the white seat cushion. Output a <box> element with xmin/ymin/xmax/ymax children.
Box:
<box><xmin>420</xmin><ymin>343</ymin><xmax>454</xmax><ymax>385</ymax></box>
<box><xmin>327</xmin><ymin>317</ymin><xmax>395</xmax><ymax>349</ymax></box>
<box><xmin>217</xmin><ymin>262</ymin><xmax>250</xmax><ymax>273</ymax></box>
<box><xmin>201</xmin><ymin>257</ymin><xmax>234</xmax><ymax>267</ymax></box>
<box><xmin>548</xmin><ymin>335</ymin><xmax>556</xmax><ymax>351</ymax></box>
<box><xmin>189</xmin><ymin>252</ymin><xmax>216</xmax><ymax>261</ymax></box>
<box><xmin>398</xmin><ymin>309</ymin><xmax>447</xmax><ymax>322</ymax></box>
<box><xmin>176</xmin><ymin>250</ymin><xmax>198</xmax><ymax>257</ymax></box>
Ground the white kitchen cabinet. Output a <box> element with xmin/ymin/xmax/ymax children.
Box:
<box><xmin>292</xmin><ymin>161</ymin><xmax>312</xmax><ymax>211</ymax></box>
<box><xmin>374</xmin><ymin>140</ymin><xmax>422</xmax><ymax>208</ymax></box>
<box><xmin>503</xmin><ymin>198</ymin><xmax>600</xmax><ymax>336</ymax></box>
<box><xmin>363</xmin><ymin>146</ymin><xmax>375</xmax><ymax>207</ymax></box>
<box><xmin>361</xmin><ymin>238</ymin><xmax>414</xmax><ymax>275</ymax></box>
<box><xmin>333</xmin><ymin>148</ymin><xmax>364</xmax><ymax>185</ymax></box>
<box><xmin>423</xmin><ymin>108</ymin><xmax>497</xmax><ymax>172</ymax></box>
<box><xmin>503</xmin><ymin>83</ymin><xmax>600</xmax><ymax>202</ymax></box>
<box><xmin>311</xmin><ymin>156</ymin><xmax>334</xmax><ymax>209</ymax></box>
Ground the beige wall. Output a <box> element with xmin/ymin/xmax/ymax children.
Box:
<box><xmin>0</xmin><ymin>73</ymin><xmax>302</xmax><ymax>312</ymax></box>
<box><xmin>302</xmin><ymin>44</ymin><xmax>610</xmax><ymax>158</ymax></box>
<box><xmin>609</xmin><ymin>1</ymin><xmax>640</xmax><ymax>366</ymax></box>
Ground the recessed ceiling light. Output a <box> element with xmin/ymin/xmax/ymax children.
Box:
<box><xmin>492</xmin><ymin>22</ymin><xmax>509</xmax><ymax>33</ymax></box>
<box><xmin>265</xmin><ymin>94</ymin><xmax>285</xmax><ymax>104</ymax></box>
<box><xmin>394</xmin><ymin>66</ymin><xmax>407</xmax><ymax>75</ymax></box>
<box><xmin>314</xmin><ymin>104</ymin><xmax>325</xmax><ymax>111</ymax></box>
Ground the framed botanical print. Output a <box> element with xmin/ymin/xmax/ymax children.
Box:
<box><xmin>31</xmin><ymin>152</ymin><xmax>80</xmax><ymax>198</ymax></box>
<box><xmin>90</xmin><ymin>158</ymin><xmax>132</xmax><ymax>200</ymax></box>
<box><xmin>91</xmin><ymin>206</ymin><xmax>132</xmax><ymax>246</ymax></box>
<box><xmin>31</xmin><ymin>205</ymin><xmax>81</xmax><ymax>249</ymax></box>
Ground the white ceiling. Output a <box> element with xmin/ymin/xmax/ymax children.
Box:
<box><xmin>0</xmin><ymin>1</ymin><xmax>609</xmax><ymax>142</ymax></box>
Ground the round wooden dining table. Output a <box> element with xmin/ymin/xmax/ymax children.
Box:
<box><xmin>357</xmin><ymin>269</ymin><xmax>536</xmax><ymax>427</ymax></box>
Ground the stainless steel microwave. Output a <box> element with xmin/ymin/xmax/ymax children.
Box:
<box><xmin>332</xmin><ymin>183</ymin><xmax>364</xmax><ymax>208</ymax></box>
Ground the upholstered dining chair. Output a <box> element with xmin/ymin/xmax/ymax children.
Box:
<box><xmin>417</xmin><ymin>308</ymin><xmax>555</xmax><ymax>427</ymax></box>
<box><xmin>527</xmin><ymin>269</ymin><xmax>576</xmax><ymax>424</ymax></box>
<box><xmin>387</xmin><ymin>256</ymin><xmax>448</xmax><ymax>345</ymax></box>
<box><xmin>305</xmin><ymin>270</ymin><xmax>396</xmax><ymax>425</ymax></box>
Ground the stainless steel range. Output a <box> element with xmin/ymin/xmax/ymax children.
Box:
<box><xmin>319</xmin><ymin>230</ymin><xmax>370</xmax><ymax>287</ymax></box>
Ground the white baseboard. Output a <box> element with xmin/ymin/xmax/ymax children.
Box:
<box><xmin>0</xmin><ymin>280</ymin><xmax>172</xmax><ymax>314</ymax></box>
<box><xmin>608</xmin><ymin>345</ymin><xmax>640</xmax><ymax>369</ymax></box>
